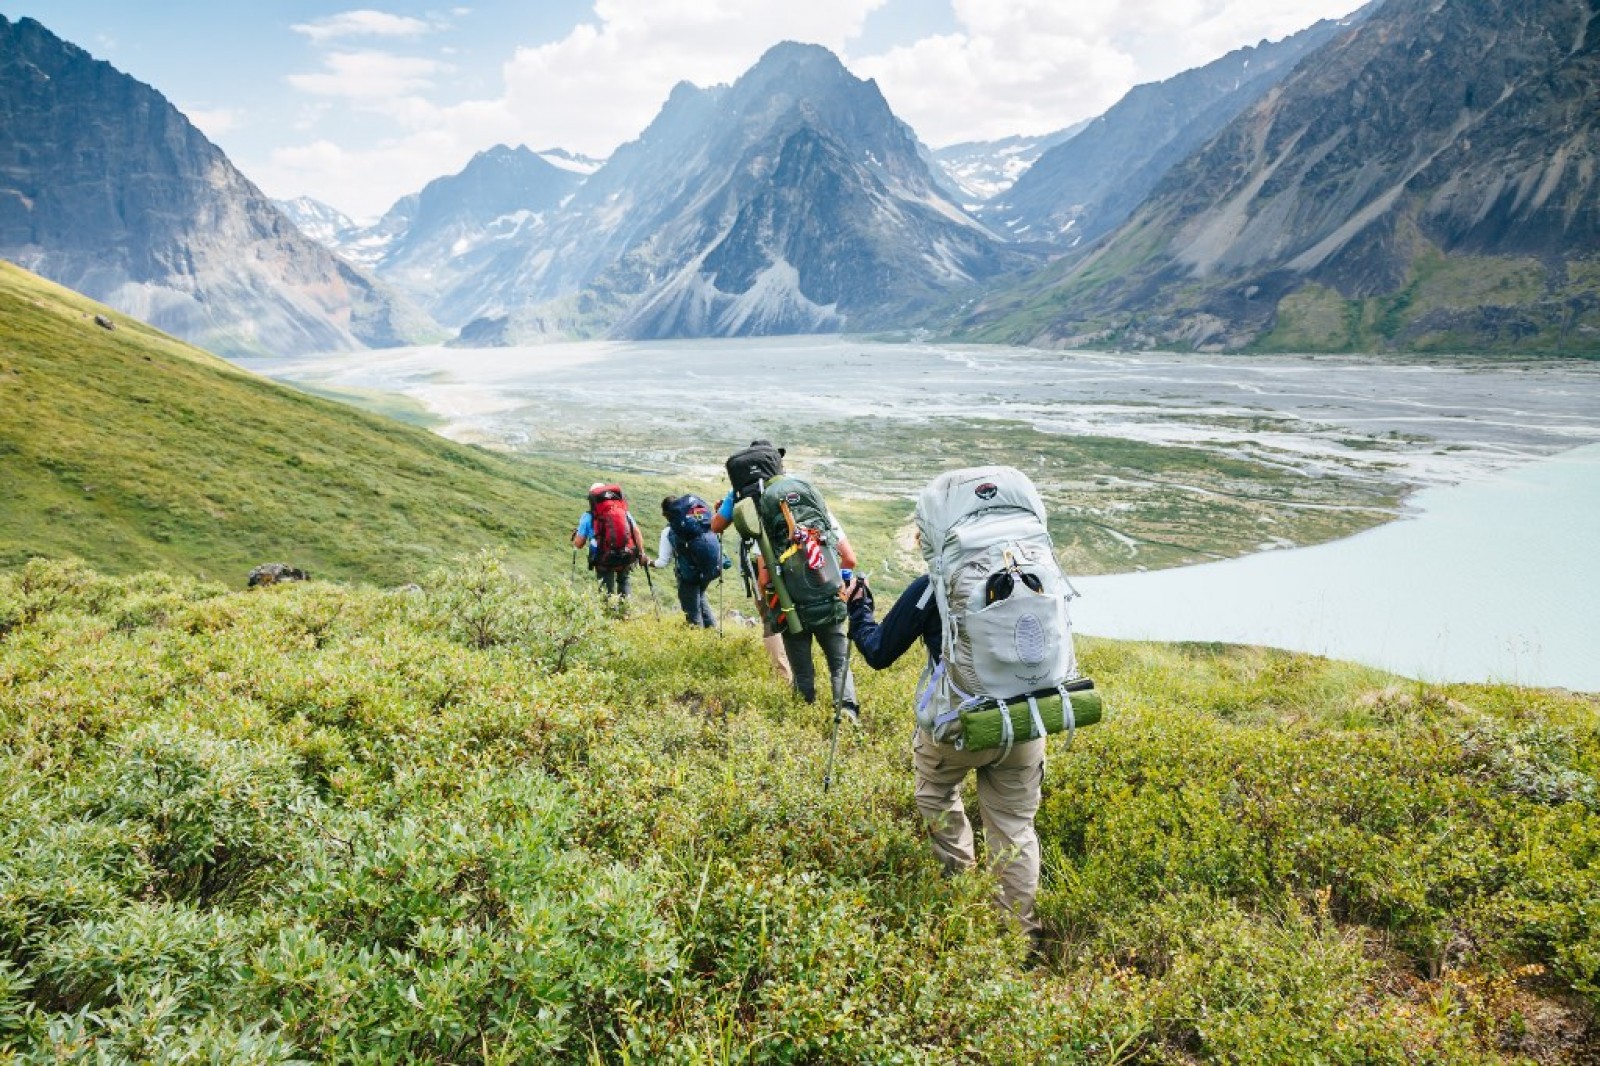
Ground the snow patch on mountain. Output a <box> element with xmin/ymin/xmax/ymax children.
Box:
<box><xmin>537</xmin><ymin>148</ymin><xmax>605</xmax><ymax>175</ymax></box>
<box><xmin>274</xmin><ymin>197</ymin><xmax>357</xmax><ymax>245</ymax></box>
<box><xmin>931</xmin><ymin>125</ymin><xmax>1088</xmax><ymax>206</ymax></box>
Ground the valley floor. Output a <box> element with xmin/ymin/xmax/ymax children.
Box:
<box><xmin>3</xmin><ymin>557</ymin><xmax>1597</xmax><ymax>1062</ymax></box>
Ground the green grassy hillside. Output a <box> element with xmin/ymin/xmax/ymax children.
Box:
<box><xmin>2</xmin><ymin>558</ymin><xmax>1596</xmax><ymax>1061</ymax></box>
<box><xmin>0</xmin><ymin>260</ymin><xmax>604</xmax><ymax>585</ymax></box>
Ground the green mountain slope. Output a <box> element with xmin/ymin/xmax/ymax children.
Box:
<box><xmin>0</xmin><ymin>260</ymin><xmax>589</xmax><ymax>584</ymax></box>
<box><xmin>2</xmin><ymin>559</ymin><xmax>1596</xmax><ymax>1060</ymax></box>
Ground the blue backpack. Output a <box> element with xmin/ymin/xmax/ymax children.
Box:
<box><xmin>664</xmin><ymin>496</ymin><xmax>724</xmax><ymax>584</ymax></box>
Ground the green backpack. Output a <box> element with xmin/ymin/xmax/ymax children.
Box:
<box><xmin>755</xmin><ymin>474</ymin><xmax>847</xmax><ymax>632</ymax></box>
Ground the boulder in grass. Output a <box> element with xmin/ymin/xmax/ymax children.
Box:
<box><xmin>93</xmin><ymin>314</ymin><xmax>115</xmax><ymax>330</ymax></box>
<box><xmin>248</xmin><ymin>563</ymin><xmax>310</xmax><ymax>587</ymax></box>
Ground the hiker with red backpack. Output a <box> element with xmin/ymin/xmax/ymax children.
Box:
<box><xmin>653</xmin><ymin>495</ymin><xmax>729</xmax><ymax>627</ymax></box>
<box><xmin>571</xmin><ymin>482</ymin><xmax>648</xmax><ymax>597</ymax></box>
<box><xmin>711</xmin><ymin>441</ymin><xmax>859</xmax><ymax>717</ymax></box>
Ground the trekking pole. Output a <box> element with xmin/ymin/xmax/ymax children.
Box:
<box><xmin>822</xmin><ymin>703</ymin><xmax>844</xmax><ymax>793</ymax></box>
<box><xmin>642</xmin><ymin>560</ymin><xmax>661</xmax><ymax>619</ymax></box>
<box><xmin>717</xmin><ymin>535</ymin><xmax>726</xmax><ymax>637</ymax></box>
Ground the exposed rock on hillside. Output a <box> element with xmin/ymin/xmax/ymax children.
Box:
<box><xmin>963</xmin><ymin>0</ymin><xmax>1600</xmax><ymax>353</ymax></box>
<box><xmin>0</xmin><ymin>15</ymin><xmax>435</xmax><ymax>357</ymax></box>
<box><xmin>984</xmin><ymin>9</ymin><xmax>1368</xmax><ymax>248</ymax></box>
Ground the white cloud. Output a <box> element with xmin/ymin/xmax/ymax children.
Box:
<box><xmin>264</xmin><ymin>137</ymin><xmax>459</xmax><ymax>220</ymax></box>
<box><xmin>269</xmin><ymin>0</ymin><xmax>888</xmax><ymax>214</ymax></box>
<box><xmin>264</xmin><ymin>0</ymin><xmax>1368</xmax><ymax>216</ymax></box>
<box><xmin>854</xmin><ymin>0</ymin><xmax>1369</xmax><ymax>147</ymax></box>
<box><xmin>181</xmin><ymin>106</ymin><xmax>244</xmax><ymax>138</ymax></box>
<box><xmin>291</xmin><ymin>10</ymin><xmax>433</xmax><ymax>44</ymax></box>
<box><xmin>288</xmin><ymin>51</ymin><xmax>449</xmax><ymax>100</ymax></box>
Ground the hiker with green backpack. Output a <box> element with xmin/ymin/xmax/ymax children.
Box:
<box><xmin>845</xmin><ymin>466</ymin><xmax>1100</xmax><ymax>957</ymax></box>
<box><xmin>711</xmin><ymin>441</ymin><xmax>859</xmax><ymax>716</ymax></box>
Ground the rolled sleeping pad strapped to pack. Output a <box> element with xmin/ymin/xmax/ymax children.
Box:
<box><xmin>958</xmin><ymin>681</ymin><xmax>1102</xmax><ymax>752</ymax></box>
<box><xmin>734</xmin><ymin>497</ymin><xmax>803</xmax><ymax>634</ymax></box>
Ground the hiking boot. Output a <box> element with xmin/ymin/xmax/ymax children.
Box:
<box><xmin>1023</xmin><ymin>929</ymin><xmax>1050</xmax><ymax>972</ymax></box>
<box><xmin>839</xmin><ymin>700</ymin><xmax>861</xmax><ymax>725</ymax></box>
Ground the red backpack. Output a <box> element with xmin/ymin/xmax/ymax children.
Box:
<box><xmin>588</xmin><ymin>484</ymin><xmax>639</xmax><ymax>572</ymax></box>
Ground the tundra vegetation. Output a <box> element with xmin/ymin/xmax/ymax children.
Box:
<box><xmin>2</xmin><ymin>555</ymin><xmax>1597</xmax><ymax>1063</ymax></box>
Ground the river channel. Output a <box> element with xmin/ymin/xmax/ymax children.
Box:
<box><xmin>243</xmin><ymin>339</ymin><xmax>1600</xmax><ymax>689</ymax></box>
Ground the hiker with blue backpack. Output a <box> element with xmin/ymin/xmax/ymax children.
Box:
<box><xmin>654</xmin><ymin>495</ymin><xmax>729</xmax><ymax>627</ymax></box>
<box><xmin>845</xmin><ymin>466</ymin><xmax>1101</xmax><ymax>961</ymax></box>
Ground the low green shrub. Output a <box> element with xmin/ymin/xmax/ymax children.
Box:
<box><xmin>0</xmin><ymin>560</ymin><xmax>1596</xmax><ymax>1062</ymax></box>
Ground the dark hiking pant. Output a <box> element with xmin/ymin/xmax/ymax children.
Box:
<box><xmin>677</xmin><ymin>578</ymin><xmax>716</xmax><ymax>627</ymax></box>
<box><xmin>596</xmin><ymin>567</ymin><xmax>632</xmax><ymax>597</ymax></box>
<box><xmin>782</xmin><ymin>621</ymin><xmax>856</xmax><ymax>709</ymax></box>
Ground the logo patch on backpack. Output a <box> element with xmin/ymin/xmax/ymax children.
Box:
<box><xmin>975</xmin><ymin>483</ymin><xmax>998</xmax><ymax>500</ymax></box>
<box><xmin>784</xmin><ymin>492</ymin><xmax>801</xmax><ymax>505</ymax></box>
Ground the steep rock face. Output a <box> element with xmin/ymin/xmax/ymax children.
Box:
<box><xmin>985</xmin><ymin>10</ymin><xmax>1368</xmax><ymax>247</ymax></box>
<box><xmin>0</xmin><ymin>15</ymin><xmax>433</xmax><ymax>357</ymax></box>
<box><xmin>613</xmin><ymin>121</ymin><xmax>1012</xmax><ymax>337</ymax></box>
<box><xmin>368</xmin><ymin>144</ymin><xmax>583</xmax><ymax>315</ymax></box>
<box><xmin>966</xmin><ymin>0</ymin><xmax>1600</xmax><ymax>353</ymax></box>
<box><xmin>449</xmin><ymin>42</ymin><xmax>1023</xmax><ymax>341</ymax></box>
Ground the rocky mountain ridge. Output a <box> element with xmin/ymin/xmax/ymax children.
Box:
<box><xmin>436</xmin><ymin>42</ymin><xmax>1026</xmax><ymax>343</ymax></box>
<box><xmin>930</xmin><ymin>124</ymin><xmax>1088</xmax><ymax>207</ymax></box>
<box><xmin>0</xmin><ymin>15</ymin><xmax>434</xmax><ymax>358</ymax></box>
<box><xmin>962</xmin><ymin>0</ymin><xmax>1600</xmax><ymax>353</ymax></box>
<box><xmin>984</xmin><ymin>9</ymin><xmax>1370</xmax><ymax>248</ymax></box>
<box><xmin>356</xmin><ymin>144</ymin><xmax>584</xmax><ymax>323</ymax></box>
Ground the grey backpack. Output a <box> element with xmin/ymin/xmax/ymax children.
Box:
<box><xmin>913</xmin><ymin>466</ymin><xmax>1080</xmax><ymax>749</ymax></box>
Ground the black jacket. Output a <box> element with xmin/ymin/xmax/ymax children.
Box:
<box><xmin>846</xmin><ymin>574</ymin><xmax>942</xmax><ymax>670</ymax></box>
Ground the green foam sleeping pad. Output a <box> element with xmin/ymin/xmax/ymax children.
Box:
<box><xmin>958</xmin><ymin>688</ymin><xmax>1102</xmax><ymax>751</ymax></box>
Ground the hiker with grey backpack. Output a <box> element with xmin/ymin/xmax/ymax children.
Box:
<box><xmin>711</xmin><ymin>441</ymin><xmax>859</xmax><ymax>717</ymax></box>
<box><xmin>845</xmin><ymin>466</ymin><xmax>1101</xmax><ymax>960</ymax></box>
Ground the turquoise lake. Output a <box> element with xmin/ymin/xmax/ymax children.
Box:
<box><xmin>1074</xmin><ymin>443</ymin><xmax>1600</xmax><ymax>691</ymax></box>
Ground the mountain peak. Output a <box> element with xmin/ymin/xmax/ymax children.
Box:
<box><xmin>473</xmin><ymin>144</ymin><xmax>535</xmax><ymax>163</ymax></box>
<box><xmin>754</xmin><ymin>41</ymin><xmax>847</xmax><ymax>70</ymax></box>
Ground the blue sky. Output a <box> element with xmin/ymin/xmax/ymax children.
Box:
<box><xmin>0</xmin><ymin>1</ymin><xmax>1364</xmax><ymax>219</ymax></box>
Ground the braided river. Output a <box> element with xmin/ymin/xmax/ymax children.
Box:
<box><xmin>244</xmin><ymin>339</ymin><xmax>1600</xmax><ymax>689</ymax></box>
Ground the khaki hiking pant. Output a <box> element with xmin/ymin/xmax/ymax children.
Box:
<box><xmin>912</xmin><ymin>728</ymin><xmax>1045</xmax><ymax>937</ymax></box>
